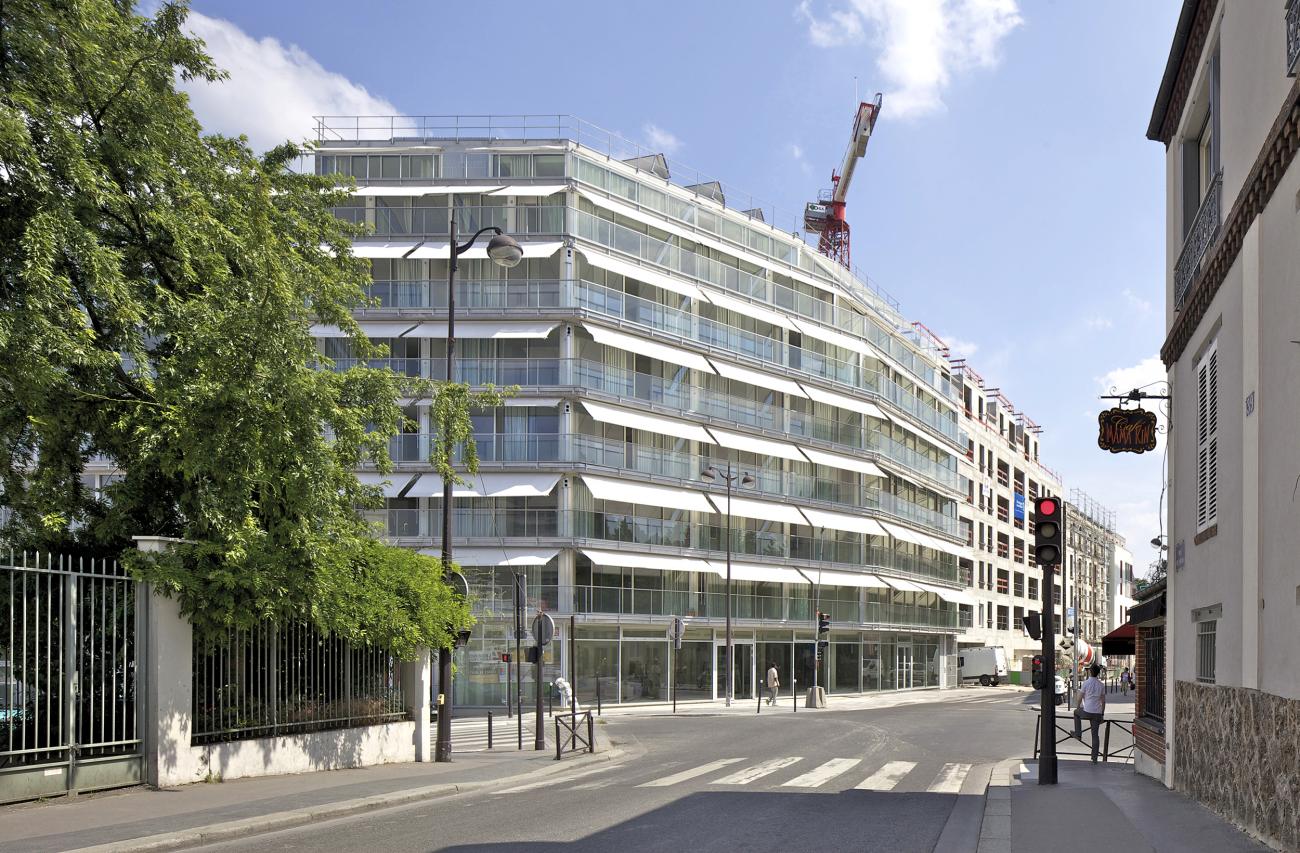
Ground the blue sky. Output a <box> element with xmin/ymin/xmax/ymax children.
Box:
<box><xmin>183</xmin><ymin>0</ymin><xmax>1180</xmax><ymax>575</ymax></box>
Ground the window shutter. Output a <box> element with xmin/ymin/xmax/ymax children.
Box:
<box><xmin>1195</xmin><ymin>342</ymin><xmax>1218</xmax><ymax>532</ymax></box>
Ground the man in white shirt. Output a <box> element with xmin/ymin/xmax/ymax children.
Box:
<box><xmin>1073</xmin><ymin>663</ymin><xmax>1107</xmax><ymax>762</ymax></box>
<box><xmin>765</xmin><ymin>663</ymin><xmax>780</xmax><ymax>705</ymax></box>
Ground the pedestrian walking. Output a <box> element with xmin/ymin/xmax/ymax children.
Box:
<box><xmin>1121</xmin><ymin>666</ymin><xmax>1131</xmax><ymax>694</ymax></box>
<box><xmin>765</xmin><ymin>662</ymin><xmax>779</xmax><ymax>705</ymax></box>
<box><xmin>1073</xmin><ymin>663</ymin><xmax>1107</xmax><ymax>762</ymax></box>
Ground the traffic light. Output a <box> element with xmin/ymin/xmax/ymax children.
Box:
<box><xmin>817</xmin><ymin>611</ymin><xmax>831</xmax><ymax>636</ymax></box>
<box><xmin>1022</xmin><ymin>612</ymin><xmax>1042</xmax><ymax>641</ymax></box>
<box><xmin>1033</xmin><ymin>496</ymin><xmax>1064</xmax><ymax>565</ymax></box>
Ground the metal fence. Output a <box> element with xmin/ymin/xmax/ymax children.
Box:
<box><xmin>192</xmin><ymin>622</ymin><xmax>407</xmax><ymax>745</ymax></box>
<box><xmin>0</xmin><ymin>552</ymin><xmax>140</xmax><ymax>803</ymax></box>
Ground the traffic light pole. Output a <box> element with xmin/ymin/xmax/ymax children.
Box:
<box><xmin>1039</xmin><ymin>560</ymin><xmax>1058</xmax><ymax>784</ymax></box>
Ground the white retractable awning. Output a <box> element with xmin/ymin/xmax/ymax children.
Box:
<box><xmin>915</xmin><ymin>533</ymin><xmax>967</xmax><ymax>557</ymax></box>
<box><xmin>351</xmin><ymin>184</ymin><xmax>502</xmax><ymax>196</ymax></box>
<box><xmin>709</xmin><ymin>359</ymin><xmax>808</xmax><ymax>398</ymax></box>
<box><xmin>350</xmin><ymin>241</ymin><xmax>420</xmax><ymax>258</ymax></box>
<box><xmin>797</xmin><ymin>507</ymin><xmax>887</xmax><ymax>537</ymax></box>
<box><xmin>488</xmin><ymin>185</ymin><xmax>569</xmax><ymax>197</ymax></box>
<box><xmin>721</xmin><ymin>562</ymin><xmax>800</xmax><ymax>583</ymax></box>
<box><xmin>702</xmin><ymin>289</ymin><xmax>799</xmax><ymax>331</ymax></box>
<box><xmin>580</xmin><ymin>474</ymin><xmax>715</xmax><ymax>513</ymax></box>
<box><xmin>424</xmin><ymin>547</ymin><xmax>559</xmax><ymax>567</ymax></box>
<box><xmin>505</xmin><ymin>397</ymin><xmax>562</xmax><ymax>407</ymax></box>
<box><xmin>704</xmin><ymin>427</ymin><xmax>805</xmax><ymax>461</ymax></box>
<box><xmin>577</xmin><ymin>189</ymin><xmax>697</xmax><ymax>243</ymax></box>
<box><xmin>800</xmin><ymin>383</ymin><xmax>889</xmax><ymax>420</ymax></box>
<box><xmin>790</xmin><ymin>319</ymin><xmax>869</xmax><ymax>356</ymax></box>
<box><xmin>585</xmin><ymin>324</ymin><xmax>714</xmax><ymax>372</ymax></box>
<box><xmin>913</xmin><ymin>582</ymin><xmax>977</xmax><ymax>605</ymax></box>
<box><xmin>356</xmin><ymin>472</ymin><xmax>413</xmax><ymax>497</ymax></box>
<box><xmin>882</xmin><ymin>577</ymin><xmax>925</xmax><ymax>592</ymax></box>
<box><xmin>580</xmin><ymin>400</ymin><xmax>713</xmax><ymax>443</ymax></box>
<box><xmin>405</xmin><ymin>321</ymin><xmax>558</xmax><ymax>339</ymax></box>
<box><xmin>814</xmin><ymin>570</ymin><xmax>889</xmax><ymax>589</ymax></box>
<box><xmin>467</xmin><ymin>145</ymin><xmax>567</xmax><ymax>152</ymax></box>
<box><xmin>798</xmin><ymin>446</ymin><xmax>886</xmax><ymax>478</ymax></box>
<box><xmin>580</xmin><ymin>548</ymin><xmax>717</xmax><ymax>574</ymax></box>
<box><xmin>405</xmin><ymin>241</ymin><xmax>562</xmax><ymax>261</ymax></box>
<box><xmin>578</xmin><ymin>250</ymin><xmax>704</xmax><ymax>301</ymax></box>
<box><xmin>519</xmin><ymin>241</ymin><xmax>565</xmax><ymax>258</ymax></box>
<box><xmin>707</xmin><ymin>494</ymin><xmax>806</xmax><ymax>526</ymax></box>
<box><xmin>887</xmin><ymin>412</ymin><xmax>947</xmax><ymax>448</ymax></box>
<box><xmin>881</xmin><ymin>521</ymin><xmax>927</xmax><ymax>546</ymax></box>
<box><xmin>405</xmin><ymin>472</ymin><xmax>560</xmax><ymax>498</ymax></box>
<box><xmin>311</xmin><ymin>321</ymin><xmax>418</xmax><ymax>338</ymax></box>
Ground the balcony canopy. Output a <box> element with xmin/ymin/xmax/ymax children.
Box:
<box><xmin>579</xmin><ymin>548</ymin><xmax>717</xmax><ymax>574</ymax></box>
<box><xmin>585</xmin><ymin>324</ymin><xmax>714</xmax><ymax>372</ymax></box>
<box><xmin>580</xmin><ymin>473</ymin><xmax>715</xmax><ymax>514</ymax></box>
<box><xmin>578</xmin><ymin>249</ymin><xmax>705</xmax><ymax>300</ymax></box>
<box><xmin>405</xmin><ymin>321</ymin><xmax>558</xmax><ymax>339</ymax></box>
<box><xmin>580</xmin><ymin>400</ymin><xmax>713</xmax><ymax>444</ymax></box>
<box><xmin>406</xmin><ymin>472</ymin><xmax>560</xmax><ymax>498</ymax></box>
<box><xmin>422</xmin><ymin>547</ymin><xmax>559</xmax><ymax>567</ymax></box>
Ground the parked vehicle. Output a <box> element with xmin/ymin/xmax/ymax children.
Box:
<box><xmin>958</xmin><ymin>647</ymin><xmax>1008</xmax><ymax>687</ymax></box>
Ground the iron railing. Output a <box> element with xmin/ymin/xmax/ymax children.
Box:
<box><xmin>192</xmin><ymin>622</ymin><xmax>406</xmax><ymax>745</ymax></box>
<box><xmin>1033</xmin><ymin>716</ymin><xmax>1134</xmax><ymax>764</ymax></box>
<box><xmin>1174</xmin><ymin>171</ymin><xmax>1222</xmax><ymax>310</ymax></box>
<box><xmin>554</xmin><ymin>710</ymin><xmax>594</xmax><ymax>760</ymax></box>
<box><xmin>1288</xmin><ymin>0</ymin><xmax>1299</xmax><ymax>77</ymax></box>
<box><xmin>0</xmin><ymin>552</ymin><xmax>139</xmax><ymax>803</ymax></box>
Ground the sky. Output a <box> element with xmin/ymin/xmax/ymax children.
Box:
<box><xmin>179</xmin><ymin>0</ymin><xmax>1181</xmax><ymax>578</ymax></box>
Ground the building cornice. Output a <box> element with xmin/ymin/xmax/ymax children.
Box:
<box><xmin>1161</xmin><ymin>74</ymin><xmax>1300</xmax><ymax>366</ymax></box>
<box><xmin>1147</xmin><ymin>0</ymin><xmax>1215</xmax><ymax>145</ymax></box>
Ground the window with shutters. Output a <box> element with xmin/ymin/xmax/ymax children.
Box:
<box><xmin>1195</xmin><ymin>341</ymin><xmax>1219</xmax><ymax>532</ymax></box>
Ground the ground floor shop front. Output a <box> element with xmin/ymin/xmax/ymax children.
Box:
<box><xmin>448</xmin><ymin>619</ymin><xmax>955</xmax><ymax>708</ymax></box>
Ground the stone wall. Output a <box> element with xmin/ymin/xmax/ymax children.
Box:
<box><xmin>1175</xmin><ymin>680</ymin><xmax>1300</xmax><ymax>851</ymax></box>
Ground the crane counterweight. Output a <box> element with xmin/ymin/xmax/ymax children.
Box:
<box><xmin>803</xmin><ymin>93</ymin><xmax>882</xmax><ymax>269</ymax></box>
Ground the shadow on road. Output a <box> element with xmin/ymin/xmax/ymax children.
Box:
<box><xmin>436</xmin><ymin>788</ymin><xmax>965</xmax><ymax>853</ymax></box>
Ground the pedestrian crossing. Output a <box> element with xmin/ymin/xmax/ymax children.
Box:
<box><xmin>627</xmin><ymin>755</ymin><xmax>981</xmax><ymax>795</ymax></box>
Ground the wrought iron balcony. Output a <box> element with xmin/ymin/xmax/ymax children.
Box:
<box><xmin>1288</xmin><ymin>0</ymin><xmax>1299</xmax><ymax>77</ymax></box>
<box><xmin>1174</xmin><ymin>171</ymin><xmax>1222</xmax><ymax>311</ymax></box>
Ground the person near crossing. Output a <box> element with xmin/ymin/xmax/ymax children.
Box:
<box><xmin>1072</xmin><ymin>663</ymin><xmax>1107</xmax><ymax>762</ymax></box>
<box><xmin>765</xmin><ymin>662</ymin><xmax>780</xmax><ymax>705</ymax></box>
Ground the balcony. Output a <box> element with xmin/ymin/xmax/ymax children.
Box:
<box><xmin>1289</xmin><ymin>0</ymin><xmax>1299</xmax><ymax>77</ymax></box>
<box><xmin>1174</xmin><ymin>172</ymin><xmax>1222</xmax><ymax>310</ymax></box>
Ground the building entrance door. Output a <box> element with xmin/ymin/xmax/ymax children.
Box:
<box><xmin>715</xmin><ymin>641</ymin><xmax>754</xmax><ymax>701</ymax></box>
<box><xmin>895</xmin><ymin>644</ymin><xmax>914</xmax><ymax>690</ymax></box>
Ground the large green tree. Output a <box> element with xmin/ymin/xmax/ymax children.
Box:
<box><xmin>0</xmin><ymin>0</ymin><xmax>474</xmax><ymax>656</ymax></box>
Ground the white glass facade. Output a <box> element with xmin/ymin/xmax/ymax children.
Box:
<box><xmin>313</xmin><ymin>121</ymin><xmax>972</xmax><ymax>705</ymax></box>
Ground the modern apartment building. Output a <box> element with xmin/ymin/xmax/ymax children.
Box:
<box><xmin>1148</xmin><ymin>2</ymin><xmax>1300</xmax><ymax>847</ymax></box>
<box><xmin>949</xmin><ymin>359</ymin><xmax>1061</xmax><ymax>679</ymax></box>
<box><xmin>309</xmin><ymin>115</ymin><xmax>976</xmax><ymax>708</ymax></box>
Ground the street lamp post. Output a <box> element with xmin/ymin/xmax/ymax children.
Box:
<box><xmin>701</xmin><ymin>464</ymin><xmax>753</xmax><ymax>707</ymax></box>
<box><xmin>434</xmin><ymin>208</ymin><xmax>522</xmax><ymax>763</ymax></box>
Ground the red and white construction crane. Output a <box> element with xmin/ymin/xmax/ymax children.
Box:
<box><xmin>803</xmin><ymin>94</ymin><xmax>883</xmax><ymax>269</ymax></box>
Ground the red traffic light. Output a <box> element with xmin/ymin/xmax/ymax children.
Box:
<box><xmin>1037</xmin><ymin>497</ymin><xmax>1058</xmax><ymax>516</ymax></box>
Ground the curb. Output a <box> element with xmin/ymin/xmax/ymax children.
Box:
<box><xmin>975</xmin><ymin>758</ymin><xmax>1020</xmax><ymax>853</ymax></box>
<box><xmin>65</xmin><ymin>745</ymin><xmax>629</xmax><ymax>853</ymax></box>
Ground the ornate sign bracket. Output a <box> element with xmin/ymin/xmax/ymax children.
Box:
<box><xmin>1097</xmin><ymin>384</ymin><xmax>1169</xmax><ymax>454</ymax></box>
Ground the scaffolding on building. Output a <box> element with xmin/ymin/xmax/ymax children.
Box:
<box><xmin>1068</xmin><ymin>488</ymin><xmax>1116</xmax><ymax>534</ymax></box>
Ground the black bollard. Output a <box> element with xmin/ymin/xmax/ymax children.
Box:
<box><xmin>487</xmin><ymin>711</ymin><xmax>493</xmax><ymax>750</ymax></box>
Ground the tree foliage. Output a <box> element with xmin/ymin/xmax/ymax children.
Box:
<box><xmin>0</xmin><ymin>0</ymin><xmax>478</xmax><ymax>655</ymax></box>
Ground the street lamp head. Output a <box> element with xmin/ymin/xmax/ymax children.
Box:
<box><xmin>1149</xmin><ymin>536</ymin><xmax>1167</xmax><ymax>550</ymax></box>
<box><xmin>699</xmin><ymin>467</ymin><xmax>719</xmax><ymax>483</ymax></box>
<box><xmin>486</xmin><ymin>232</ymin><xmax>523</xmax><ymax>268</ymax></box>
<box><xmin>740</xmin><ymin>473</ymin><xmax>755</xmax><ymax>486</ymax></box>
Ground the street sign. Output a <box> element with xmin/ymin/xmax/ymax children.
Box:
<box><xmin>1066</xmin><ymin>606</ymin><xmax>1076</xmax><ymax>619</ymax></box>
<box><xmin>532</xmin><ymin>612</ymin><xmax>555</xmax><ymax>647</ymax></box>
<box><xmin>448</xmin><ymin>571</ymin><xmax>469</xmax><ymax>599</ymax></box>
<box><xmin>668</xmin><ymin>616</ymin><xmax>685</xmax><ymax>650</ymax></box>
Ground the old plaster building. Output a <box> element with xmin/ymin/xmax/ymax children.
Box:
<box><xmin>1148</xmin><ymin>1</ymin><xmax>1300</xmax><ymax>848</ymax></box>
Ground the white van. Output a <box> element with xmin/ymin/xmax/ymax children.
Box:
<box><xmin>958</xmin><ymin>647</ymin><xmax>1009</xmax><ymax>687</ymax></box>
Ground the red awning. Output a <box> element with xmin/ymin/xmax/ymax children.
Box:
<box><xmin>1101</xmin><ymin>621</ymin><xmax>1136</xmax><ymax>656</ymax></box>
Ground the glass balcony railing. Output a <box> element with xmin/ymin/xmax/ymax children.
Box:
<box><xmin>361</xmin><ymin>508</ymin><xmax>960</xmax><ymax>585</ymax></box>
<box><xmin>337</xmin><ymin>204</ymin><xmax>566</xmax><ymax>238</ymax></box>
<box><xmin>336</xmin><ymin>356</ymin><xmax>960</xmax><ymax>494</ymax></box>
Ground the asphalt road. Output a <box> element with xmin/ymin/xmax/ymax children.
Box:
<box><xmin>198</xmin><ymin>689</ymin><xmax>1045</xmax><ymax>853</ymax></box>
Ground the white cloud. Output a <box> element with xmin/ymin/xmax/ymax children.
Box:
<box><xmin>643</xmin><ymin>123</ymin><xmax>682</xmax><ymax>155</ymax></box>
<box><xmin>939</xmin><ymin>333</ymin><xmax>980</xmax><ymax>360</ymax></box>
<box><xmin>1084</xmin><ymin>315</ymin><xmax>1114</xmax><ymax>331</ymax></box>
<box><xmin>796</xmin><ymin>0</ymin><xmax>1023</xmax><ymax>119</ymax></box>
<box><xmin>1122</xmin><ymin>288</ymin><xmax>1154</xmax><ymax>314</ymax></box>
<box><xmin>181</xmin><ymin>11</ymin><xmax>400</xmax><ymax>152</ymax></box>
<box><xmin>790</xmin><ymin>143</ymin><xmax>812</xmax><ymax>174</ymax></box>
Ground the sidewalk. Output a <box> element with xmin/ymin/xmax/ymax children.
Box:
<box><xmin>974</xmin><ymin>758</ymin><xmax>1270</xmax><ymax>853</ymax></box>
<box><xmin>0</xmin><ymin>724</ymin><xmax>624</xmax><ymax>853</ymax></box>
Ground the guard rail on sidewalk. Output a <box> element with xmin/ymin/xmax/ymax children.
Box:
<box><xmin>554</xmin><ymin>711</ymin><xmax>594</xmax><ymax>761</ymax></box>
<box><xmin>1032</xmin><ymin>716</ymin><xmax>1134</xmax><ymax>763</ymax></box>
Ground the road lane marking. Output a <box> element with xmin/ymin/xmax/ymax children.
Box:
<box><xmin>712</xmin><ymin>757</ymin><xmax>803</xmax><ymax>785</ymax></box>
<box><xmin>637</xmin><ymin>758</ymin><xmax>746</xmax><ymax>788</ymax></box>
<box><xmin>780</xmin><ymin>758</ymin><xmax>862</xmax><ymax>788</ymax></box>
<box><xmin>496</xmin><ymin>762</ymin><xmax>621</xmax><ymax>794</ymax></box>
<box><xmin>927</xmin><ymin>763</ymin><xmax>973</xmax><ymax>793</ymax></box>
<box><xmin>855</xmin><ymin>760</ymin><xmax>916</xmax><ymax>791</ymax></box>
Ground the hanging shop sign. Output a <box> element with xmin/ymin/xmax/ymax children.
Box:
<box><xmin>1097</xmin><ymin>407</ymin><xmax>1158</xmax><ymax>454</ymax></box>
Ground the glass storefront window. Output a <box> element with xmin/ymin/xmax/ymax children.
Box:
<box><xmin>831</xmin><ymin>636</ymin><xmax>861</xmax><ymax>693</ymax></box>
<box><xmin>621</xmin><ymin>640</ymin><xmax>667</xmax><ymax>702</ymax></box>
<box><xmin>674</xmin><ymin>640</ymin><xmax>713</xmax><ymax>701</ymax></box>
